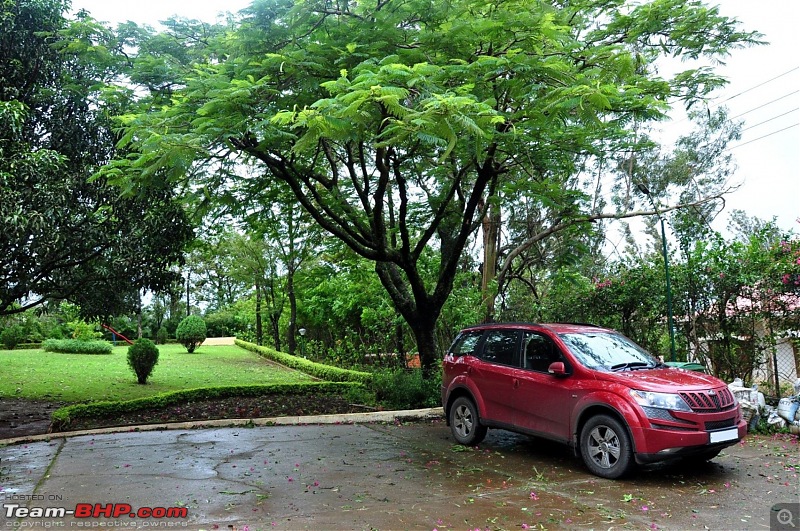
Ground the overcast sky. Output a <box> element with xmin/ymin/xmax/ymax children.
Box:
<box><xmin>71</xmin><ymin>0</ymin><xmax>799</xmax><ymax>236</ymax></box>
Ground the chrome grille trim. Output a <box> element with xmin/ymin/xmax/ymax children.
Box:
<box><xmin>679</xmin><ymin>387</ymin><xmax>736</xmax><ymax>412</ymax></box>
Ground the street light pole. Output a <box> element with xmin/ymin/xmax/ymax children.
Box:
<box><xmin>637</xmin><ymin>184</ymin><xmax>677</xmax><ymax>362</ymax></box>
<box><xmin>298</xmin><ymin>328</ymin><xmax>306</xmax><ymax>358</ymax></box>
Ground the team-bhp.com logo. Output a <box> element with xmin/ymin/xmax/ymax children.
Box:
<box><xmin>4</xmin><ymin>503</ymin><xmax>188</xmax><ymax>519</ymax></box>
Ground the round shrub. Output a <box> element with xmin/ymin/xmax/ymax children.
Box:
<box><xmin>1</xmin><ymin>325</ymin><xmax>25</xmax><ymax>350</ymax></box>
<box><xmin>175</xmin><ymin>315</ymin><xmax>207</xmax><ymax>353</ymax></box>
<box><xmin>127</xmin><ymin>338</ymin><xmax>159</xmax><ymax>384</ymax></box>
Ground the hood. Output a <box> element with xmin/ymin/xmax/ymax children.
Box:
<box><xmin>601</xmin><ymin>367</ymin><xmax>726</xmax><ymax>391</ymax></box>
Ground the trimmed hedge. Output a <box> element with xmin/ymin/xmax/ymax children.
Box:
<box><xmin>50</xmin><ymin>382</ymin><xmax>364</xmax><ymax>431</ymax></box>
<box><xmin>41</xmin><ymin>338</ymin><xmax>113</xmax><ymax>355</ymax></box>
<box><xmin>15</xmin><ymin>342</ymin><xmax>43</xmax><ymax>350</ymax></box>
<box><xmin>235</xmin><ymin>339</ymin><xmax>373</xmax><ymax>385</ymax></box>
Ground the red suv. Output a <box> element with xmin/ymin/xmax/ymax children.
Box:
<box><xmin>441</xmin><ymin>323</ymin><xmax>746</xmax><ymax>478</ymax></box>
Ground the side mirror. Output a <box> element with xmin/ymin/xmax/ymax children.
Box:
<box><xmin>548</xmin><ymin>361</ymin><xmax>568</xmax><ymax>377</ymax></box>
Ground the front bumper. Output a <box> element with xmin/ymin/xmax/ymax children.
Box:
<box><xmin>632</xmin><ymin>418</ymin><xmax>747</xmax><ymax>464</ymax></box>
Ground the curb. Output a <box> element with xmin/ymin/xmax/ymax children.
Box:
<box><xmin>0</xmin><ymin>407</ymin><xmax>445</xmax><ymax>446</ymax></box>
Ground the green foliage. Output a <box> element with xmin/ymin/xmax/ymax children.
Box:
<box><xmin>203</xmin><ymin>305</ymin><xmax>252</xmax><ymax>339</ymax></box>
<box><xmin>104</xmin><ymin>0</ymin><xmax>760</xmax><ymax>375</ymax></box>
<box><xmin>68</xmin><ymin>320</ymin><xmax>103</xmax><ymax>341</ymax></box>
<box><xmin>679</xmin><ymin>231</ymin><xmax>779</xmax><ymax>382</ymax></box>
<box><xmin>0</xmin><ymin>1</ymin><xmax>194</xmax><ymax>318</ymax></box>
<box><xmin>236</xmin><ymin>339</ymin><xmax>372</xmax><ymax>385</ymax></box>
<box><xmin>371</xmin><ymin>369</ymin><xmax>441</xmax><ymax>410</ymax></box>
<box><xmin>175</xmin><ymin>315</ymin><xmax>207</xmax><ymax>353</ymax></box>
<box><xmin>50</xmin><ymin>382</ymin><xmax>366</xmax><ymax>432</ymax></box>
<box><xmin>127</xmin><ymin>338</ymin><xmax>160</xmax><ymax>384</ymax></box>
<box><xmin>772</xmin><ymin>237</ymin><xmax>800</xmax><ymax>297</ymax></box>
<box><xmin>156</xmin><ymin>326</ymin><xmax>168</xmax><ymax>345</ymax></box>
<box><xmin>41</xmin><ymin>339</ymin><xmax>112</xmax><ymax>355</ymax></box>
<box><xmin>0</xmin><ymin>325</ymin><xmax>25</xmax><ymax>349</ymax></box>
<box><xmin>748</xmin><ymin>414</ymin><xmax>791</xmax><ymax>436</ymax></box>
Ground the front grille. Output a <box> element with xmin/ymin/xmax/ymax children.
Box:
<box><xmin>705</xmin><ymin>418</ymin><xmax>737</xmax><ymax>431</ymax></box>
<box><xmin>680</xmin><ymin>387</ymin><xmax>736</xmax><ymax>412</ymax></box>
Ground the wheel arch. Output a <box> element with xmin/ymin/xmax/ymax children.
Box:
<box><xmin>574</xmin><ymin>403</ymin><xmax>638</xmax><ymax>454</ymax></box>
<box><xmin>444</xmin><ymin>385</ymin><xmax>479</xmax><ymax>426</ymax></box>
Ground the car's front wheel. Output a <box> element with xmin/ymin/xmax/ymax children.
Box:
<box><xmin>579</xmin><ymin>414</ymin><xmax>635</xmax><ymax>479</ymax></box>
<box><xmin>449</xmin><ymin>396</ymin><xmax>487</xmax><ymax>445</ymax></box>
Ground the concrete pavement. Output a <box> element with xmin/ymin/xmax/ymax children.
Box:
<box><xmin>1</xmin><ymin>410</ymin><xmax>798</xmax><ymax>531</ymax></box>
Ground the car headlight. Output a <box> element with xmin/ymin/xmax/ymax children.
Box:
<box><xmin>630</xmin><ymin>390</ymin><xmax>692</xmax><ymax>412</ymax></box>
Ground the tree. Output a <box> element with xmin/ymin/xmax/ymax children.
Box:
<box><xmin>127</xmin><ymin>338</ymin><xmax>160</xmax><ymax>384</ymax></box>
<box><xmin>221</xmin><ymin>230</ymin><xmax>283</xmax><ymax>349</ymax></box>
<box><xmin>106</xmin><ymin>0</ymin><xmax>760</xmax><ymax>374</ymax></box>
<box><xmin>0</xmin><ymin>1</ymin><xmax>193</xmax><ymax>318</ymax></box>
<box><xmin>189</xmin><ymin>229</ymin><xmax>250</xmax><ymax>313</ymax></box>
<box><xmin>239</xmin><ymin>184</ymin><xmax>321</xmax><ymax>354</ymax></box>
<box><xmin>176</xmin><ymin>314</ymin><xmax>207</xmax><ymax>353</ymax></box>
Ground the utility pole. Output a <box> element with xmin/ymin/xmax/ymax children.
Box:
<box><xmin>637</xmin><ymin>183</ymin><xmax>677</xmax><ymax>362</ymax></box>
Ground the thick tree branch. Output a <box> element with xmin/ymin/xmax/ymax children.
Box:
<box><xmin>496</xmin><ymin>194</ymin><xmax>727</xmax><ymax>289</ymax></box>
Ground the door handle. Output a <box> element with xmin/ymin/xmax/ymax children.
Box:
<box><xmin>513</xmin><ymin>378</ymin><xmax>520</xmax><ymax>389</ymax></box>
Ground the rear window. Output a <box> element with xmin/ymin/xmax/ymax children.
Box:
<box><xmin>449</xmin><ymin>331</ymin><xmax>482</xmax><ymax>357</ymax></box>
<box><xmin>480</xmin><ymin>330</ymin><xmax>519</xmax><ymax>366</ymax></box>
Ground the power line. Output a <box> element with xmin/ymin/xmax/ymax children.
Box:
<box><xmin>667</xmin><ymin>67</ymin><xmax>799</xmax><ymax>122</ymax></box>
<box><xmin>730</xmin><ymin>90</ymin><xmax>799</xmax><ymax>119</ymax></box>
<box><xmin>724</xmin><ymin>122</ymin><xmax>799</xmax><ymax>151</ymax></box>
<box><xmin>713</xmin><ymin>67</ymin><xmax>799</xmax><ymax>106</ymax></box>
<box><xmin>740</xmin><ymin>107</ymin><xmax>799</xmax><ymax>133</ymax></box>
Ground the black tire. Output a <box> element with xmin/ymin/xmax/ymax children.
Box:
<box><xmin>579</xmin><ymin>414</ymin><xmax>635</xmax><ymax>479</ymax></box>
<box><xmin>449</xmin><ymin>396</ymin><xmax>487</xmax><ymax>445</ymax></box>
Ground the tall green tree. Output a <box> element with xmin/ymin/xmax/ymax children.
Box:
<box><xmin>0</xmin><ymin>1</ymin><xmax>193</xmax><ymax>318</ymax></box>
<box><xmin>106</xmin><ymin>0</ymin><xmax>760</xmax><ymax>373</ymax></box>
<box><xmin>220</xmin><ymin>230</ymin><xmax>284</xmax><ymax>349</ymax></box>
<box><xmin>239</xmin><ymin>184</ymin><xmax>321</xmax><ymax>354</ymax></box>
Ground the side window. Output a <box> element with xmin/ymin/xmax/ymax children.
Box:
<box><xmin>481</xmin><ymin>330</ymin><xmax>520</xmax><ymax>367</ymax></box>
<box><xmin>523</xmin><ymin>332</ymin><xmax>561</xmax><ymax>372</ymax></box>
<box><xmin>449</xmin><ymin>331</ymin><xmax>482</xmax><ymax>357</ymax></box>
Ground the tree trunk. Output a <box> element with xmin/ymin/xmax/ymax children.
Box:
<box><xmin>134</xmin><ymin>290</ymin><xmax>143</xmax><ymax>339</ymax></box>
<box><xmin>395</xmin><ymin>319</ymin><xmax>406</xmax><ymax>369</ymax></box>
<box><xmin>255</xmin><ymin>280</ymin><xmax>263</xmax><ymax>346</ymax></box>
<box><xmin>270</xmin><ymin>312</ymin><xmax>281</xmax><ymax>351</ymax></box>
<box><xmin>407</xmin><ymin>316</ymin><xmax>440</xmax><ymax>378</ymax></box>
<box><xmin>287</xmin><ymin>271</ymin><xmax>297</xmax><ymax>355</ymax></box>
<box><xmin>375</xmin><ymin>262</ymin><xmax>444</xmax><ymax>377</ymax></box>
<box><xmin>185</xmin><ymin>269</ymin><xmax>191</xmax><ymax>317</ymax></box>
<box><xmin>481</xmin><ymin>201</ymin><xmax>501</xmax><ymax>322</ymax></box>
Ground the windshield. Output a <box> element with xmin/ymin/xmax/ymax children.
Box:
<box><xmin>559</xmin><ymin>332</ymin><xmax>661</xmax><ymax>372</ymax></box>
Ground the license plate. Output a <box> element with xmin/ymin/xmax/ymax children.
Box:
<box><xmin>709</xmin><ymin>427</ymin><xmax>739</xmax><ymax>443</ymax></box>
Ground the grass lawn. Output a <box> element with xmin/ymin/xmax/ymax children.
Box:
<box><xmin>0</xmin><ymin>343</ymin><xmax>315</xmax><ymax>403</ymax></box>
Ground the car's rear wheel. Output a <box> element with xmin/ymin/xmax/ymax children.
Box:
<box><xmin>580</xmin><ymin>414</ymin><xmax>635</xmax><ymax>479</ymax></box>
<box><xmin>449</xmin><ymin>396</ymin><xmax>487</xmax><ymax>445</ymax></box>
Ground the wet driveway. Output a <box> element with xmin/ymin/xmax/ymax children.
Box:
<box><xmin>1</xmin><ymin>416</ymin><xmax>797</xmax><ymax>530</ymax></box>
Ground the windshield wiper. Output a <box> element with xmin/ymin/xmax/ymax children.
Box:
<box><xmin>610</xmin><ymin>362</ymin><xmax>650</xmax><ymax>372</ymax></box>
